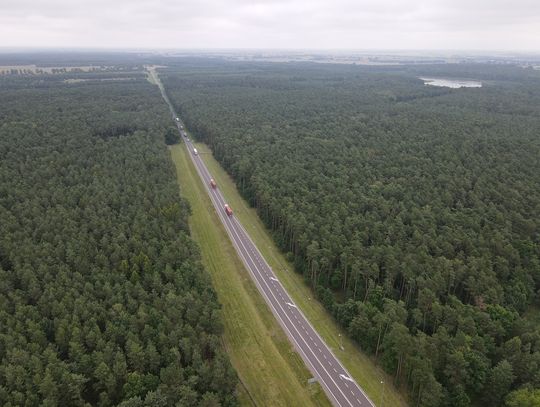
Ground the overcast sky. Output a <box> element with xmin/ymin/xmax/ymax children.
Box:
<box><xmin>1</xmin><ymin>0</ymin><xmax>539</xmax><ymax>51</ymax></box>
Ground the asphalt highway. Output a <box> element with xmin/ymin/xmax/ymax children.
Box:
<box><xmin>153</xmin><ymin>71</ymin><xmax>375</xmax><ymax>406</ymax></box>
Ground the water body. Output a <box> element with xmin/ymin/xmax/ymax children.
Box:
<box><xmin>420</xmin><ymin>77</ymin><xmax>482</xmax><ymax>88</ymax></box>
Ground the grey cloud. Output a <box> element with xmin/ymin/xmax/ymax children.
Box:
<box><xmin>0</xmin><ymin>0</ymin><xmax>538</xmax><ymax>50</ymax></box>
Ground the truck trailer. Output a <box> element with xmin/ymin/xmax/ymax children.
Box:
<box><xmin>210</xmin><ymin>178</ymin><xmax>217</xmax><ymax>189</ymax></box>
<box><xmin>193</xmin><ymin>148</ymin><xmax>198</xmax><ymax>155</ymax></box>
<box><xmin>224</xmin><ymin>204</ymin><xmax>233</xmax><ymax>216</ymax></box>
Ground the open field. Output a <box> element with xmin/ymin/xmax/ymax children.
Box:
<box><xmin>0</xmin><ymin>65</ymin><xmax>112</xmax><ymax>74</ymax></box>
<box><xmin>169</xmin><ymin>143</ymin><xmax>331</xmax><ymax>407</ymax></box>
<box><xmin>63</xmin><ymin>77</ymin><xmax>139</xmax><ymax>83</ymax></box>
<box><xmin>191</xmin><ymin>142</ymin><xmax>408</xmax><ymax>407</ymax></box>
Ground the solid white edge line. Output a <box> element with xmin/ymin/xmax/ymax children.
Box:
<box><xmin>234</xmin><ymin>219</ymin><xmax>375</xmax><ymax>406</ymax></box>
<box><xmin>225</xmin><ymin>209</ymin><xmax>356</xmax><ymax>407</ymax></box>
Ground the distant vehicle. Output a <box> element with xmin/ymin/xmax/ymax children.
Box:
<box><xmin>224</xmin><ymin>204</ymin><xmax>233</xmax><ymax>216</ymax></box>
<box><xmin>179</xmin><ymin>125</ymin><xmax>184</xmax><ymax>130</ymax></box>
<box><xmin>193</xmin><ymin>148</ymin><xmax>198</xmax><ymax>155</ymax></box>
<box><xmin>175</xmin><ymin>117</ymin><xmax>180</xmax><ymax>122</ymax></box>
<box><xmin>210</xmin><ymin>178</ymin><xmax>217</xmax><ymax>189</ymax></box>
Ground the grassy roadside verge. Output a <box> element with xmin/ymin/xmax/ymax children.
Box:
<box><xmin>193</xmin><ymin>142</ymin><xmax>409</xmax><ymax>407</ymax></box>
<box><xmin>169</xmin><ymin>143</ymin><xmax>331</xmax><ymax>407</ymax></box>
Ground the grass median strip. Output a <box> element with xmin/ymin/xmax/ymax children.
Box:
<box><xmin>193</xmin><ymin>142</ymin><xmax>409</xmax><ymax>407</ymax></box>
<box><xmin>169</xmin><ymin>143</ymin><xmax>331</xmax><ymax>407</ymax></box>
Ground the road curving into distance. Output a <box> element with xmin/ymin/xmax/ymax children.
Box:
<box><xmin>152</xmin><ymin>68</ymin><xmax>375</xmax><ymax>407</ymax></box>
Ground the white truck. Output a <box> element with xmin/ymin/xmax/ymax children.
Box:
<box><xmin>193</xmin><ymin>148</ymin><xmax>198</xmax><ymax>156</ymax></box>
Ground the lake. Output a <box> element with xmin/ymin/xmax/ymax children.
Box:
<box><xmin>420</xmin><ymin>77</ymin><xmax>482</xmax><ymax>88</ymax></box>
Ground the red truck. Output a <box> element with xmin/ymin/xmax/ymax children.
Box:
<box><xmin>210</xmin><ymin>178</ymin><xmax>217</xmax><ymax>189</ymax></box>
<box><xmin>224</xmin><ymin>204</ymin><xmax>233</xmax><ymax>216</ymax></box>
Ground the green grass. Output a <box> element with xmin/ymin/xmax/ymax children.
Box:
<box><xmin>169</xmin><ymin>143</ymin><xmax>331</xmax><ymax>407</ymax></box>
<box><xmin>193</xmin><ymin>142</ymin><xmax>409</xmax><ymax>407</ymax></box>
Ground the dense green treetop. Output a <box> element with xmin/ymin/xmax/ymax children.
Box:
<box><xmin>162</xmin><ymin>60</ymin><xmax>540</xmax><ymax>406</ymax></box>
<box><xmin>0</xmin><ymin>71</ymin><xmax>237</xmax><ymax>406</ymax></box>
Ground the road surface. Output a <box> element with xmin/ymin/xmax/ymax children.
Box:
<box><xmin>152</xmin><ymin>69</ymin><xmax>375</xmax><ymax>407</ymax></box>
